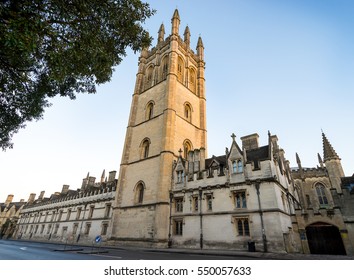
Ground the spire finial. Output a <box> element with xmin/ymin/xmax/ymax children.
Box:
<box><xmin>178</xmin><ymin>148</ymin><xmax>183</xmax><ymax>157</ymax></box>
<box><xmin>171</xmin><ymin>9</ymin><xmax>180</xmax><ymax>35</ymax></box>
<box><xmin>322</xmin><ymin>132</ymin><xmax>340</xmax><ymax>161</ymax></box>
<box><xmin>318</xmin><ymin>153</ymin><xmax>324</xmax><ymax>168</ymax></box>
<box><xmin>231</xmin><ymin>133</ymin><xmax>236</xmax><ymax>142</ymax></box>
<box><xmin>158</xmin><ymin>23</ymin><xmax>165</xmax><ymax>43</ymax></box>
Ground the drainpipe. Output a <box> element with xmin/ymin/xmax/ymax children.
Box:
<box><xmin>199</xmin><ymin>188</ymin><xmax>203</xmax><ymax>249</ymax></box>
<box><xmin>168</xmin><ymin>192</ymin><xmax>173</xmax><ymax>248</ymax></box>
<box><xmin>255</xmin><ymin>181</ymin><xmax>268</xmax><ymax>252</ymax></box>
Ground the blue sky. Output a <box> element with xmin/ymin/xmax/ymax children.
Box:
<box><xmin>1</xmin><ymin>0</ymin><xmax>353</xmax><ymax>201</ymax></box>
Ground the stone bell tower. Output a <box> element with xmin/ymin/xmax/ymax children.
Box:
<box><xmin>111</xmin><ymin>9</ymin><xmax>207</xmax><ymax>247</ymax></box>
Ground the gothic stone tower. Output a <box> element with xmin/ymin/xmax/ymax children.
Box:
<box><xmin>111</xmin><ymin>10</ymin><xmax>206</xmax><ymax>247</ymax></box>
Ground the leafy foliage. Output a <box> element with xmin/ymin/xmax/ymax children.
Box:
<box><xmin>0</xmin><ymin>0</ymin><xmax>154</xmax><ymax>150</ymax></box>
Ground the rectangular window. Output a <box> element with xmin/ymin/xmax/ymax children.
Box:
<box><xmin>234</xmin><ymin>191</ymin><xmax>247</xmax><ymax>209</ymax></box>
<box><xmin>62</xmin><ymin>226</ymin><xmax>68</xmax><ymax>237</ymax></box>
<box><xmin>101</xmin><ymin>223</ymin><xmax>108</xmax><ymax>235</ymax></box>
<box><xmin>54</xmin><ymin>224</ymin><xmax>59</xmax><ymax>235</ymax></box>
<box><xmin>84</xmin><ymin>223</ymin><xmax>91</xmax><ymax>235</ymax></box>
<box><xmin>193</xmin><ymin>196</ymin><xmax>199</xmax><ymax>212</ymax></box>
<box><xmin>174</xmin><ymin>220</ymin><xmax>183</xmax><ymax>235</ymax></box>
<box><xmin>47</xmin><ymin>224</ymin><xmax>52</xmax><ymax>234</ymax></box>
<box><xmin>206</xmin><ymin>194</ymin><xmax>213</xmax><ymax>211</ymax></box>
<box><xmin>66</xmin><ymin>209</ymin><xmax>72</xmax><ymax>221</ymax></box>
<box><xmin>51</xmin><ymin>211</ymin><xmax>55</xmax><ymax>222</ymax></box>
<box><xmin>73</xmin><ymin>223</ymin><xmax>78</xmax><ymax>235</ymax></box>
<box><xmin>177</xmin><ymin>171</ymin><xmax>184</xmax><ymax>183</ymax></box>
<box><xmin>175</xmin><ymin>198</ymin><xmax>183</xmax><ymax>212</ymax></box>
<box><xmin>88</xmin><ymin>206</ymin><xmax>95</xmax><ymax>219</ymax></box>
<box><xmin>236</xmin><ymin>217</ymin><xmax>250</xmax><ymax>236</ymax></box>
<box><xmin>57</xmin><ymin>211</ymin><xmax>63</xmax><ymax>222</ymax></box>
<box><xmin>76</xmin><ymin>208</ymin><xmax>82</xmax><ymax>220</ymax></box>
<box><xmin>40</xmin><ymin>225</ymin><xmax>45</xmax><ymax>234</ymax></box>
<box><xmin>104</xmin><ymin>204</ymin><xmax>111</xmax><ymax>218</ymax></box>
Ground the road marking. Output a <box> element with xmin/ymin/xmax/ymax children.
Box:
<box><xmin>90</xmin><ymin>254</ymin><xmax>122</xmax><ymax>259</ymax></box>
<box><xmin>20</xmin><ymin>247</ymin><xmax>27</xmax><ymax>250</ymax></box>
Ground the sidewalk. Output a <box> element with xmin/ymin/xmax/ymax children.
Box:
<box><xmin>7</xmin><ymin>239</ymin><xmax>354</xmax><ymax>260</ymax></box>
<box><xmin>121</xmin><ymin>246</ymin><xmax>354</xmax><ymax>260</ymax></box>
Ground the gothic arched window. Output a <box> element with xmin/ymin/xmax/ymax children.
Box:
<box><xmin>315</xmin><ymin>183</ymin><xmax>328</xmax><ymax>206</ymax></box>
<box><xmin>183</xmin><ymin>140</ymin><xmax>192</xmax><ymax>159</ymax></box>
<box><xmin>141</xmin><ymin>138</ymin><xmax>150</xmax><ymax>159</ymax></box>
<box><xmin>189</xmin><ymin>68</ymin><xmax>196</xmax><ymax>93</ymax></box>
<box><xmin>146</xmin><ymin>101</ymin><xmax>154</xmax><ymax>120</ymax></box>
<box><xmin>177</xmin><ymin>56</ymin><xmax>184</xmax><ymax>83</ymax></box>
<box><xmin>135</xmin><ymin>182</ymin><xmax>145</xmax><ymax>204</ymax></box>
<box><xmin>161</xmin><ymin>56</ymin><xmax>168</xmax><ymax>80</ymax></box>
<box><xmin>184</xmin><ymin>103</ymin><xmax>192</xmax><ymax>122</ymax></box>
<box><xmin>145</xmin><ymin>65</ymin><xmax>154</xmax><ymax>88</ymax></box>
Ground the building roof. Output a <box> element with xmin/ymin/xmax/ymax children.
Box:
<box><xmin>246</xmin><ymin>145</ymin><xmax>269</xmax><ymax>163</ymax></box>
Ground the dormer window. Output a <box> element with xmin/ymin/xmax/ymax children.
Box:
<box><xmin>232</xmin><ymin>160</ymin><xmax>243</xmax><ymax>173</ymax></box>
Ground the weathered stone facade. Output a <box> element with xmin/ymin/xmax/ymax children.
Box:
<box><xmin>170</xmin><ymin>133</ymin><xmax>300</xmax><ymax>253</ymax></box>
<box><xmin>13</xmin><ymin>170</ymin><xmax>117</xmax><ymax>245</ymax></box>
<box><xmin>110</xmin><ymin>10</ymin><xmax>354</xmax><ymax>255</ymax></box>
<box><xmin>5</xmin><ymin>9</ymin><xmax>353</xmax><ymax>256</ymax></box>
<box><xmin>0</xmin><ymin>195</ymin><xmax>26</xmax><ymax>239</ymax></box>
<box><xmin>292</xmin><ymin>134</ymin><xmax>354</xmax><ymax>255</ymax></box>
<box><xmin>110</xmin><ymin>9</ymin><xmax>206</xmax><ymax>247</ymax></box>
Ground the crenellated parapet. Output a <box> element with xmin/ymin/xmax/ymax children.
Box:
<box><xmin>21</xmin><ymin>182</ymin><xmax>116</xmax><ymax>214</ymax></box>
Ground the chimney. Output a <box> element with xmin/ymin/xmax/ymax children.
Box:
<box><xmin>27</xmin><ymin>193</ymin><xmax>36</xmax><ymax>204</ymax></box>
<box><xmin>108</xmin><ymin>171</ymin><xmax>117</xmax><ymax>182</ymax></box>
<box><xmin>5</xmin><ymin>194</ymin><xmax>14</xmax><ymax>206</ymax></box>
<box><xmin>240</xmin><ymin>133</ymin><xmax>259</xmax><ymax>151</ymax></box>
<box><xmin>38</xmin><ymin>191</ymin><xmax>45</xmax><ymax>200</ymax></box>
<box><xmin>62</xmin><ymin>185</ymin><xmax>69</xmax><ymax>194</ymax></box>
<box><xmin>88</xmin><ymin>176</ymin><xmax>96</xmax><ymax>186</ymax></box>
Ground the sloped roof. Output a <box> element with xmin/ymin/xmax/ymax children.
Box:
<box><xmin>205</xmin><ymin>155</ymin><xmax>227</xmax><ymax>168</ymax></box>
<box><xmin>246</xmin><ymin>145</ymin><xmax>269</xmax><ymax>163</ymax></box>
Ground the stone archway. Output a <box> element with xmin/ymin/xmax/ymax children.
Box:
<box><xmin>306</xmin><ymin>222</ymin><xmax>346</xmax><ymax>255</ymax></box>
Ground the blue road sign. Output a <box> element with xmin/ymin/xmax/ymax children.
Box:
<box><xmin>95</xmin><ymin>235</ymin><xmax>102</xmax><ymax>243</ymax></box>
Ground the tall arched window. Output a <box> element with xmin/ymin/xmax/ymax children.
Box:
<box><xmin>145</xmin><ymin>65</ymin><xmax>154</xmax><ymax>88</ymax></box>
<box><xmin>189</xmin><ymin>68</ymin><xmax>196</xmax><ymax>93</ymax></box>
<box><xmin>135</xmin><ymin>182</ymin><xmax>145</xmax><ymax>204</ymax></box>
<box><xmin>161</xmin><ymin>56</ymin><xmax>168</xmax><ymax>80</ymax></box>
<box><xmin>183</xmin><ymin>140</ymin><xmax>192</xmax><ymax>159</ymax></box>
<box><xmin>177</xmin><ymin>56</ymin><xmax>184</xmax><ymax>83</ymax></box>
<box><xmin>184</xmin><ymin>103</ymin><xmax>192</xmax><ymax>122</ymax></box>
<box><xmin>315</xmin><ymin>183</ymin><xmax>328</xmax><ymax>206</ymax></box>
<box><xmin>141</xmin><ymin>138</ymin><xmax>150</xmax><ymax>159</ymax></box>
<box><xmin>146</xmin><ymin>102</ymin><xmax>154</xmax><ymax>120</ymax></box>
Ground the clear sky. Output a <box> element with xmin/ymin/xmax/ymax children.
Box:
<box><xmin>1</xmin><ymin>0</ymin><xmax>353</xmax><ymax>202</ymax></box>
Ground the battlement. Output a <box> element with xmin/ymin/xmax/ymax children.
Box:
<box><xmin>291</xmin><ymin>166</ymin><xmax>327</xmax><ymax>179</ymax></box>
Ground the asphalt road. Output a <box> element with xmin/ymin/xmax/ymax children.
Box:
<box><xmin>0</xmin><ymin>239</ymin><xmax>255</xmax><ymax>260</ymax></box>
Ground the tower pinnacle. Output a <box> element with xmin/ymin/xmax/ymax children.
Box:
<box><xmin>171</xmin><ymin>9</ymin><xmax>180</xmax><ymax>35</ymax></box>
<box><xmin>322</xmin><ymin>132</ymin><xmax>340</xmax><ymax>161</ymax></box>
